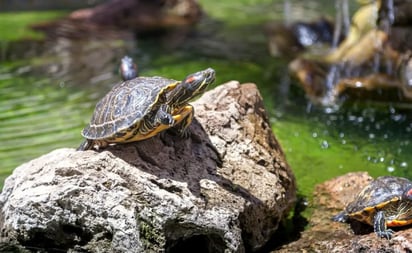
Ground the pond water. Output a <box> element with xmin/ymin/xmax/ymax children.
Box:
<box><xmin>1</xmin><ymin>0</ymin><xmax>412</xmax><ymax>201</ymax></box>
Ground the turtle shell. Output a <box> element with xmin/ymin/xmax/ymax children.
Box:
<box><xmin>344</xmin><ymin>176</ymin><xmax>412</xmax><ymax>225</ymax></box>
<box><xmin>82</xmin><ymin>76</ymin><xmax>178</xmax><ymax>140</ymax></box>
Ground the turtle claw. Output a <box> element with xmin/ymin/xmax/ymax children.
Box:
<box><xmin>373</xmin><ymin>210</ymin><xmax>394</xmax><ymax>239</ymax></box>
<box><xmin>166</xmin><ymin>127</ymin><xmax>191</xmax><ymax>139</ymax></box>
<box><xmin>77</xmin><ymin>139</ymin><xmax>93</xmax><ymax>151</ymax></box>
<box><xmin>375</xmin><ymin>229</ymin><xmax>394</xmax><ymax>240</ymax></box>
<box><xmin>178</xmin><ymin>128</ymin><xmax>191</xmax><ymax>139</ymax></box>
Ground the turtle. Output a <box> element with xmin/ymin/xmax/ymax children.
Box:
<box><xmin>119</xmin><ymin>56</ymin><xmax>138</xmax><ymax>81</ymax></box>
<box><xmin>77</xmin><ymin>68</ymin><xmax>215</xmax><ymax>151</ymax></box>
<box><xmin>332</xmin><ymin>176</ymin><xmax>412</xmax><ymax>239</ymax></box>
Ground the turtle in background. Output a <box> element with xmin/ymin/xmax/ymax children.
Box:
<box><xmin>332</xmin><ymin>176</ymin><xmax>412</xmax><ymax>239</ymax></box>
<box><xmin>77</xmin><ymin>68</ymin><xmax>215</xmax><ymax>151</ymax></box>
<box><xmin>119</xmin><ymin>56</ymin><xmax>138</xmax><ymax>81</ymax></box>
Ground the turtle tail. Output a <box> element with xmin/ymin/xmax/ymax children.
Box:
<box><xmin>331</xmin><ymin>211</ymin><xmax>349</xmax><ymax>223</ymax></box>
<box><xmin>77</xmin><ymin>139</ymin><xmax>93</xmax><ymax>151</ymax></box>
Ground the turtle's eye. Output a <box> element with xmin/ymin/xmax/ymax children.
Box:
<box><xmin>203</xmin><ymin>68</ymin><xmax>216</xmax><ymax>84</ymax></box>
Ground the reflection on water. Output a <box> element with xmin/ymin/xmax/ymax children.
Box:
<box><xmin>0</xmin><ymin>0</ymin><xmax>412</xmax><ymax>197</ymax></box>
<box><xmin>0</xmin><ymin>16</ymin><xmax>137</xmax><ymax>184</ymax></box>
<box><xmin>0</xmin><ymin>74</ymin><xmax>89</xmax><ymax>176</ymax></box>
<box><xmin>332</xmin><ymin>0</ymin><xmax>350</xmax><ymax>48</ymax></box>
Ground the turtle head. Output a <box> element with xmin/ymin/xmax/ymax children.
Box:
<box><xmin>171</xmin><ymin>68</ymin><xmax>215</xmax><ymax>105</ymax></box>
<box><xmin>398</xmin><ymin>186</ymin><xmax>412</xmax><ymax>221</ymax></box>
<box><xmin>403</xmin><ymin>186</ymin><xmax>412</xmax><ymax>200</ymax></box>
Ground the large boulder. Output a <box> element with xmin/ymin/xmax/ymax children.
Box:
<box><xmin>0</xmin><ymin>81</ymin><xmax>296</xmax><ymax>252</ymax></box>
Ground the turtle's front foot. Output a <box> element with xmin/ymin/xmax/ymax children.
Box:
<box><xmin>169</xmin><ymin>105</ymin><xmax>193</xmax><ymax>139</ymax></box>
<box><xmin>374</xmin><ymin>211</ymin><xmax>393</xmax><ymax>239</ymax></box>
<box><xmin>77</xmin><ymin>139</ymin><xmax>108</xmax><ymax>151</ymax></box>
<box><xmin>166</xmin><ymin>125</ymin><xmax>191</xmax><ymax>139</ymax></box>
<box><xmin>375</xmin><ymin>229</ymin><xmax>394</xmax><ymax>239</ymax></box>
<box><xmin>77</xmin><ymin>139</ymin><xmax>93</xmax><ymax>151</ymax></box>
<box><xmin>177</xmin><ymin>128</ymin><xmax>191</xmax><ymax>138</ymax></box>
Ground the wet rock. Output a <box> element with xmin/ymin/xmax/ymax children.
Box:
<box><xmin>0</xmin><ymin>81</ymin><xmax>296</xmax><ymax>252</ymax></box>
<box><xmin>285</xmin><ymin>1</ymin><xmax>412</xmax><ymax>106</ymax></box>
<box><xmin>275</xmin><ymin>172</ymin><xmax>412</xmax><ymax>253</ymax></box>
<box><xmin>68</xmin><ymin>0</ymin><xmax>202</xmax><ymax>31</ymax></box>
<box><xmin>264</xmin><ymin>17</ymin><xmax>336</xmax><ymax>58</ymax></box>
<box><xmin>34</xmin><ymin>0</ymin><xmax>202</xmax><ymax>36</ymax></box>
<box><xmin>31</xmin><ymin>0</ymin><xmax>202</xmax><ymax>43</ymax></box>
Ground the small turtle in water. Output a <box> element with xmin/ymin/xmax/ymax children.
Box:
<box><xmin>119</xmin><ymin>56</ymin><xmax>138</xmax><ymax>81</ymax></box>
<box><xmin>332</xmin><ymin>176</ymin><xmax>412</xmax><ymax>239</ymax></box>
<box><xmin>78</xmin><ymin>68</ymin><xmax>215</xmax><ymax>151</ymax></box>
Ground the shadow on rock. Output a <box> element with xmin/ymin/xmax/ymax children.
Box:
<box><xmin>107</xmin><ymin>118</ymin><xmax>261</xmax><ymax>206</ymax></box>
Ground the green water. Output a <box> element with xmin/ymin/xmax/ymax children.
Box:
<box><xmin>1</xmin><ymin>0</ymin><xmax>412</xmax><ymax>200</ymax></box>
<box><xmin>0</xmin><ymin>11</ymin><xmax>67</xmax><ymax>41</ymax></box>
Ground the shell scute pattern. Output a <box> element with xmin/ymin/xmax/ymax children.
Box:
<box><xmin>82</xmin><ymin>76</ymin><xmax>177</xmax><ymax>140</ymax></box>
<box><xmin>346</xmin><ymin>176</ymin><xmax>412</xmax><ymax>215</ymax></box>
<box><xmin>332</xmin><ymin>176</ymin><xmax>412</xmax><ymax>239</ymax></box>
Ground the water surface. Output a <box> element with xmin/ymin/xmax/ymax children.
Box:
<box><xmin>1</xmin><ymin>0</ymin><xmax>411</xmax><ymax>200</ymax></box>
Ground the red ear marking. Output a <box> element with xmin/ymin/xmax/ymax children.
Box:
<box><xmin>406</xmin><ymin>188</ymin><xmax>412</xmax><ymax>197</ymax></box>
<box><xmin>185</xmin><ymin>76</ymin><xmax>196</xmax><ymax>83</ymax></box>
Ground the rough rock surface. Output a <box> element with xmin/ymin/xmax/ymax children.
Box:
<box><xmin>0</xmin><ymin>81</ymin><xmax>296</xmax><ymax>252</ymax></box>
<box><xmin>275</xmin><ymin>172</ymin><xmax>412</xmax><ymax>253</ymax></box>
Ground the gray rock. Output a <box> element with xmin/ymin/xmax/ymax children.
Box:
<box><xmin>0</xmin><ymin>81</ymin><xmax>296</xmax><ymax>252</ymax></box>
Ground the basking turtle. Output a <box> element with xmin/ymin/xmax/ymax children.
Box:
<box><xmin>119</xmin><ymin>56</ymin><xmax>138</xmax><ymax>81</ymax></box>
<box><xmin>332</xmin><ymin>176</ymin><xmax>412</xmax><ymax>239</ymax></box>
<box><xmin>77</xmin><ymin>68</ymin><xmax>215</xmax><ymax>151</ymax></box>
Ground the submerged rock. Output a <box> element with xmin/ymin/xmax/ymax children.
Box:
<box><xmin>68</xmin><ymin>0</ymin><xmax>202</xmax><ymax>30</ymax></box>
<box><xmin>275</xmin><ymin>172</ymin><xmax>412</xmax><ymax>253</ymax></box>
<box><xmin>0</xmin><ymin>81</ymin><xmax>296</xmax><ymax>252</ymax></box>
<box><xmin>33</xmin><ymin>0</ymin><xmax>202</xmax><ymax>36</ymax></box>
<box><xmin>265</xmin><ymin>17</ymin><xmax>336</xmax><ymax>58</ymax></box>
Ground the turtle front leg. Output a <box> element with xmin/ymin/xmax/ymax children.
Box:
<box><xmin>77</xmin><ymin>139</ymin><xmax>93</xmax><ymax>151</ymax></box>
<box><xmin>171</xmin><ymin>104</ymin><xmax>194</xmax><ymax>138</ymax></box>
<box><xmin>77</xmin><ymin>139</ymin><xmax>108</xmax><ymax>151</ymax></box>
<box><xmin>373</xmin><ymin>210</ymin><xmax>394</xmax><ymax>239</ymax></box>
<box><xmin>154</xmin><ymin>104</ymin><xmax>175</xmax><ymax>125</ymax></box>
<box><xmin>134</xmin><ymin>104</ymin><xmax>175</xmax><ymax>140</ymax></box>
